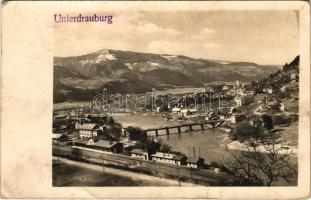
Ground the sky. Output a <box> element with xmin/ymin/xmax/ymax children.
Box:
<box><xmin>54</xmin><ymin>10</ymin><xmax>299</xmax><ymax>65</ymax></box>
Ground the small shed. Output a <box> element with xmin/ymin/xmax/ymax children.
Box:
<box><xmin>93</xmin><ymin>140</ymin><xmax>123</xmax><ymax>154</ymax></box>
<box><xmin>186</xmin><ymin>157</ymin><xmax>205</xmax><ymax>169</ymax></box>
<box><xmin>172</xmin><ymin>107</ymin><xmax>181</xmax><ymax>113</ymax></box>
<box><xmin>172</xmin><ymin>154</ymin><xmax>187</xmax><ymax>166</ymax></box>
<box><xmin>130</xmin><ymin>149</ymin><xmax>149</xmax><ymax>160</ymax></box>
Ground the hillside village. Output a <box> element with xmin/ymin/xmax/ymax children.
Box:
<box><xmin>216</xmin><ymin>56</ymin><xmax>299</xmax><ymax>153</ymax></box>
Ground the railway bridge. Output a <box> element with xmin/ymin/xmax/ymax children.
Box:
<box><xmin>139</xmin><ymin>120</ymin><xmax>225</xmax><ymax>137</ymax></box>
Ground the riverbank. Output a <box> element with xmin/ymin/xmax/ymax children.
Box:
<box><xmin>53</xmin><ymin>157</ymin><xmax>197</xmax><ymax>186</ymax></box>
<box><xmin>112</xmin><ymin>113</ymin><xmax>184</xmax><ymax>129</ymax></box>
<box><xmin>216</xmin><ymin>122</ymin><xmax>299</xmax><ymax>157</ymax></box>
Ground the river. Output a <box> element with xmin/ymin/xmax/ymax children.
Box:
<box><xmin>113</xmin><ymin>114</ymin><xmax>228</xmax><ymax>164</ymax></box>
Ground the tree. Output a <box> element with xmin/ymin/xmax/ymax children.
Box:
<box><xmin>262</xmin><ymin>115</ymin><xmax>273</xmax><ymax>131</ymax></box>
<box><xmin>110</xmin><ymin>121</ymin><xmax>122</xmax><ymax>140</ymax></box>
<box><xmin>231</xmin><ymin>121</ymin><xmax>265</xmax><ymax>142</ymax></box>
<box><xmin>277</xmin><ymin>91</ymin><xmax>291</xmax><ymax>100</ymax></box>
<box><xmin>224</xmin><ymin>134</ymin><xmax>297</xmax><ymax>186</ymax></box>
<box><xmin>146</xmin><ymin>140</ymin><xmax>161</xmax><ymax>155</ymax></box>
<box><xmin>127</xmin><ymin>126</ymin><xmax>147</xmax><ymax>143</ymax></box>
<box><xmin>160</xmin><ymin>143</ymin><xmax>172</xmax><ymax>153</ymax></box>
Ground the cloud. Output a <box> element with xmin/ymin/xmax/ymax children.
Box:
<box><xmin>165</xmin><ymin>28</ymin><xmax>182</xmax><ymax>36</ymax></box>
<box><xmin>201</xmin><ymin>28</ymin><xmax>215</xmax><ymax>35</ymax></box>
<box><xmin>191</xmin><ymin>28</ymin><xmax>215</xmax><ymax>40</ymax></box>
<box><xmin>146</xmin><ymin>40</ymin><xmax>222</xmax><ymax>60</ymax></box>
<box><xmin>204</xmin><ymin>43</ymin><xmax>221</xmax><ymax>49</ymax></box>
<box><xmin>137</xmin><ymin>23</ymin><xmax>181</xmax><ymax>36</ymax></box>
<box><xmin>147</xmin><ymin>40</ymin><xmax>186</xmax><ymax>55</ymax></box>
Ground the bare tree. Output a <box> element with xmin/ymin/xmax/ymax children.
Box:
<box><xmin>224</xmin><ymin>134</ymin><xmax>297</xmax><ymax>186</ymax></box>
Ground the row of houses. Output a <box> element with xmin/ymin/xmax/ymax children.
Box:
<box><xmin>53</xmin><ymin>133</ymin><xmax>207</xmax><ymax>169</ymax></box>
<box><xmin>171</xmin><ymin>107</ymin><xmax>199</xmax><ymax>118</ymax></box>
<box><xmin>130</xmin><ymin>150</ymin><xmax>205</xmax><ymax>169</ymax></box>
<box><xmin>205</xmin><ymin>107</ymin><xmax>245</xmax><ymax>124</ymax></box>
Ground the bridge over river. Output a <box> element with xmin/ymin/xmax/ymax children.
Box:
<box><xmin>138</xmin><ymin>120</ymin><xmax>225</xmax><ymax>137</ymax></box>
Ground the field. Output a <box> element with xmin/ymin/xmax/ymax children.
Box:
<box><xmin>278</xmin><ymin>121</ymin><xmax>298</xmax><ymax>146</ymax></box>
<box><xmin>52</xmin><ymin>158</ymin><xmax>196</xmax><ymax>186</ymax></box>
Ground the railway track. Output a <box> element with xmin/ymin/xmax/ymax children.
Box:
<box><xmin>53</xmin><ymin>144</ymin><xmax>233</xmax><ymax>185</ymax></box>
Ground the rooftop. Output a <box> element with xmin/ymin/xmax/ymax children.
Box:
<box><xmin>74</xmin><ymin>138</ymin><xmax>92</xmax><ymax>145</ymax></box>
<box><xmin>52</xmin><ymin>134</ymin><xmax>63</xmax><ymax>139</ymax></box>
<box><xmin>151</xmin><ymin>152</ymin><xmax>175</xmax><ymax>159</ymax></box>
<box><xmin>94</xmin><ymin>140</ymin><xmax>119</xmax><ymax>148</ymax></box>
<box><xmin>186</xmin><ymin>157</ymin><xmax>204</xmax><ymax>164</ymax></box>
<box><xmin>172</xmin><ymin>154</ymin><xmax>186</xmax><ymax>161</ymax></box>
<box><xmin>131</xmin><ymin>149</ymin><xmax>146</xmax><ymax>154</ymax></box>
<box><xmin>172</xmin><ymin>107</ymin><xmax>181</xmax><ymax>112</ymax></box>
<box><xmin>79</xmin><ymin>123</ymin><xmax>97</xmax><ymax>130</ymax></box>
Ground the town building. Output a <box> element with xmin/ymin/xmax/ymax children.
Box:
<box><xmin>205</xmin><ymin>111</ymin><xmax>219</xmax><ymax>121</ymax></box>
<box><xmin>130</xmin><ymin>149</ymin><xmax>149</xmax><ymax>160</ymax></box>
<box><xmin>222</xmin><ymin>85</ymin><xmax>229</xmax><ymax>91</ymax></box>
<box><xmin>120</xmin><ymin>137</ymin><xmax>137</xmax><ymax>150</ymax></box>
<box><xmin>267</xmin><ymin>101</ymin><xmax>280</xmax><ymax>111</ymax></box>
<box><xmin>228</xmin><ymin>113</ymin><xmax>245</xmax><ymax>123</ymax></box>
<box><xmin>180</xmin><ymin>108</ymin><xmax>198</xmax><ymax>118</ymax></box>
<box><xmin>253</xmin><ymin>104</ymin><xmax>270</xmax><ymax>115</ymax></box>
<box><xmin>52</xmin><ymin>134</ymin><xmax>68</xmax><ymax>143</ymax></box>
<box><xmin>73</xmin><ymin>138</ymin><xmax>123</xmax><ymax>154</ymax></box>
<box><xmin>234</xmin><ymin>95</ymin><xmax>253</xmax><ymax>107</ymax></box>
<box><xmin>173</xmin><ymin>155</ymin><xmax>187</xmax><ymax>166</ymax></box>
<box><xmin>78</xmin><ymin>123</ymin><xmax>101</xmax><ymax>138</ymax></box>
<box><xmin>218</xmin><ymin>109</ymin><xmax>231</xmax><ymax>120</ymax></box>
<box><xmin>226</xmin><ymin>89</ymin><xmax>236</xmax><ymax>96</ymax></box>
<box><xmin>53</xmin><ymin>114</ymin><xmax>67</xmax><ymax>120</ymax></box>
<box><xmin>186</xmin><ymin>157</ymin><xmax>205</xmax><ymax>169</ymax></box>
<box><xmin>248</xmin><ymin>117</ymin><xmax>264</xmax><ymax>128</ymax></box>
<box><xmin>171</xmin><ymin>107</ymin><xmax>181</xmax><ymax>113</ymax></box>
<box><xmin>254</xmin><ymin>95</ymin><xmax>266</xmax><ymax>104</ymax></box>
<box><xmin>290</xmin><ymin>72</ymin><xmax>298</xmax><ymax>83</ymax></box>
<box><xmin>94</xmin><ymin>140</ymin><xmax>123</xmax><ymax>153</ymax></box>
<box><xmin>151</xmin><ymin>152</ymin><xmax>187</xmax><ymax>166</ymax></box>
<box><xmin>279</xmin><ymin>103</ymin><xmax>285</xmax><ymax>112</ymax></box>
<box><xmin>229</xmin><ymin>106</ymin><xmax>238</xmax><ymax>114</ymax></box>
<box><xmin>205</xmin><ymin>87</ymin><xmax>215</xmax><ymax>93</ymax></box>
<box><xmin>263</xmin><ymin>87</ymin><xmax>273</xmax><ymax>94</ymax></box>
<box><xmin>73</xmin><ymin>138</ymin><xmax>96</xmax><ymax>146</ymax></box>
<box><xmin>281</xmin><ymin>86</ymin><xmax>286</xmax><ymax>92</ymax></box>
<box><xmin>53</xmin><ymin>124</ymin><xmax>71</xmax><ymax>134</ymax></box>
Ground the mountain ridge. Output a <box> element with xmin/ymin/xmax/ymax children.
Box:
<box><xmin>54</xmin><ymin>49</ymin><xmax>280</xmax><ymax>103</ymax></box>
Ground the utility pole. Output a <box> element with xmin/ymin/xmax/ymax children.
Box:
<box><xmin>177</xmin><ymin>166</ymin><xmax>181</xmax><ymax>187</ymax></box>
<box><xmin>218</xmin><ymin>95</ymin><xmax>221</xmax><ymax>110</ymax></box>
<box><xmin>190</xmin><ymin>165</ymin><xmax>193</xmax><ymax>181</ymax></box>
<box><xmin>101</xmin><ymin>153</ymin><xmax>105</xmax><ymax>183</ymax></box>
<box><xmin>57</xmin><ymin>139</ymin><xmax>59</xmax><ymax>162</ymax></box>
<box><xmin>209</xmin><ymin>89</ymin><xmax>212</xmax><ymax>111</ymax></box>
<box><xmin>102</xmin><ymin>154</ymin><xmax>105</xmax><ymax>173</ymax></box>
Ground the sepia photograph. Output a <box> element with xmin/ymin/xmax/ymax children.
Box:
<box><xmin>1</xmin><ymin>1</ymin><xmax>310</xmax><ymax>199</ymax></box>
<box><xmin>52</xmin><ymin>10</ymin><xmax>300</xmax><ymax>187</ymax></box>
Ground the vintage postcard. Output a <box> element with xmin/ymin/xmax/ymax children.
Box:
<box><xmin>1</xmin><ymin>1</ymin><xmax>310</xmax><ymax>199</ymax></box>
